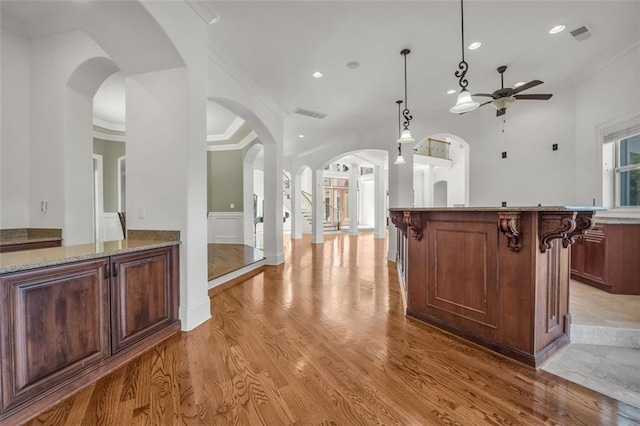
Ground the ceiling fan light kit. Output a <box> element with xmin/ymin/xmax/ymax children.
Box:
<box><xmin>450</xmin><ymin>0</ymin><xmax>479</xmax><ymax>114</ymax></box>
<box><xmin>472</xmin><ymin>65</ymin><xmax>553</xmax><ymax>117</ymax></box>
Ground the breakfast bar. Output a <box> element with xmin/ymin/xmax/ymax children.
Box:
<box><xmin>389</xmin><ymin>206</ymin><xmax>600</xmax><ymax>368</ymax></box>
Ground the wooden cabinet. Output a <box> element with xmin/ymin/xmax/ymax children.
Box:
<box><xmin>0</xmin><ymin>244</ymin><xmax>180</xmax><ymax>423</ymax></box>
<box><xmin>0</xmin><ymin>259</ymin><xmax>110</xmax><ymax>412</ymax></box>
<box><xmin>571</xmin><ymin>225</ymin><xmax>607</xmax><ymax>288</ymax></box>
<box><xmin>571</xmin><ymin>223</ymin><xmax>640</xmax><ymax>294</ymax></box>
<box><xmin>110</xmin><ymin>247</ymin><xmax>179</xmax><ymax>353</ymax></box>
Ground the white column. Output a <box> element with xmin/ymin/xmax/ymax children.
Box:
<box><xmin>374</xmin><ymin>164</ymin><xmax>385</xmax><ymax>239</ymax></box>
<box><xmin>311</xmin><ymin>168</ymin><xmax>324</xmax><ymax>244</ymax></box>
<box><xmin>263</xmin><ymin>143</ymin><xmax>285</xmax><ymax>264</ymax></box>
<box><xmin>242</xmin><ymin>156</ymin><xmax>255</xmax><ymax>246</ymax></box>
<box><xmin>348</xmin><ymin>164</ymin><xmax>358</xmax><ymax>235</ymax></box>
<box><xmin>387</xmin><ymin>145</ymin><xmax>415</xmax><ymax>259</ymax></box>
<box><xmin>291</xmin><ymin>172</ymin><xmax>302</xmax><ymax>239</ymax></box>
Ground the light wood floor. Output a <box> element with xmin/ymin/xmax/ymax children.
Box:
<box><xmin>207</xmin><ymin>243</ymin><xmax>264</xmax><ymax>281</ymax></box>
<box><xmin>24</xmin><ymin>233</ymin><xmax>640</xmax><ymax>425</ymax></box>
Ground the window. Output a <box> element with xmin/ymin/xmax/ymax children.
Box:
<box><xmin>616</xmin><ymin>134</ymin><xmax>640</xmax><ymax>207</ymax></box>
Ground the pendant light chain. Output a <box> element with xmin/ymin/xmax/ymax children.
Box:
<box><xmin>401</xmin><ymin>49</ymin><xmax>413</xmax><ymax>131</ymax></box>
<box><xmin>455</xmin><ymin>0</ymin><xmax>469</xmax><ymax>91</ymax></box>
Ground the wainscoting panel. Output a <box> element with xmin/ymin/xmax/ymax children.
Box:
<box><xmin>208</xmin><ymin>212</ymin><xmax>244</xmax><ymax>244</ymax></box>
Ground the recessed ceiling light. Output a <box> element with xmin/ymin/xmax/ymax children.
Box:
<box><xmin>514</xmin><ymin>82</ymin><xmax>526</xmax><ymax>88</ymax></box>
<box><xmin>346</xmin><ymin>61</ymin><xmax>360</xmax><ymax>70</ymax></box>
<box><xmin>312</xmin><ymin>71</ymin><xmax>323</xmax><ymax>78</ymax></box>
<box><xmin>447</xmin><ymin>89</ymin><xmax>457</xmax><ymax>95</ymax></box>
<box><xmin>298</xmin><ymin>134</ymin><xmax>305</xmax><ymax>138</ymax></box>
<box><xmin>549</xmin><ymin>24</ymin><xmax>566</xmax><ymax>34</ymax></box>
<box><xmin>468</xmin><ymin>42</ymin><xmax>482</xmax><ymax>50</ymax></box>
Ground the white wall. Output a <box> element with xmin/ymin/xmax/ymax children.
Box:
<box><xmin>359</xmin><ymin>175</ymin><xmax>375</xmax><ymax>227</ymax></box>
<box><xmin>575</xmin><ymin>42</ymin><xmax>640</xmax><ymax>207</ymax></box>
<box><xmin>1</xmin><ymin>27</ymin><xmax>30</xmax><ymax>228</ymax></box>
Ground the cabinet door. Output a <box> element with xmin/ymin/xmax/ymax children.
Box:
<box><xmin>583</xmin><ymin>226</ymin><xmax>607</xmax><ymax>285</ymax></box>
<box><xmin>110</xmin><ymin>246</ymin><xmax>179</xmax><ymax>353</ymax></box>
<box><xmin>0</xmin><ymin>259</ymin><xmax>110</xmax><ymax>412</ymax></box>
<box><xmin>570</xmin><ymin>236</ymin><xmax>584</xmax><ymax>276</ymax></box>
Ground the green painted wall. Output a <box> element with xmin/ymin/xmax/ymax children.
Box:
<box><xmin>208</xmin><ymin>150</ymin><xmax>244</xmax><ymax>212</ymax></box>
<box><xmin>93</xmin><ymin>138</ymin><xmax>125</xmax><ymax>212</ymax></box>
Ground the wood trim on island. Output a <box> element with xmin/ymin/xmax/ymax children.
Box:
<box><xmin>389</xmin><ymin>207</ymin><xmax>598</xmax><ymax>368</ymax></box>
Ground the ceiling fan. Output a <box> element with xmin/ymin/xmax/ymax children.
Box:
<box><xmin>474</xmin><ymin>65</ymin><xmax>553</xmax><ymax>116</ymax></box>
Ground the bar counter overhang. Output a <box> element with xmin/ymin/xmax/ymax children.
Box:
<box><xmin>389</xmin><ymin>206</ymin><xmax>601</xmax><ymax>368</ymax></box>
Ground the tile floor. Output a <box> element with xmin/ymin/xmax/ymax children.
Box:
<box><xmin>542</xmin><ymin>281</ymin><xmax>640</xmax><ymax>409</ymax></box>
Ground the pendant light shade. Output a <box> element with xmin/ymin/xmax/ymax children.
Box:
<box><xmin>450</xmin><ymin>0</ymin><xmax>479</xmax><ymax>114</ymax></box>
<box><xmin>394</xmin><ymin>153</ymin><xmax>406</xmax><ymax>165</ymax></box>
<box><xmin>450</xmin><ymin>89</ymin><xmax>479</xmax><ymax>114</ymax></box>
<box><xmin>397</xmin><ymin>129</ymin><xmax>415</xmax><ymax>144</ymax></box>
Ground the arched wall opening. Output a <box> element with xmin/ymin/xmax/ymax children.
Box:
<box><xmin>412</xmin><ymin>133</ymin><xmax>470</xmax><ymax>208</ymax></box>
<box><xmin>64</xmin><ymin>57</ymin><xmax>121</xmax><ymax>245</ymax></box>
<box><xmin>207</xmin><ymin>96</ymin><xmax>283</xmax><ymax>264</ymax></box>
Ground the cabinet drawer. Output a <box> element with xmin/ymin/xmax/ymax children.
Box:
<box><xmin>0</xmin><ymin>259</ymin><xmax>110</xmax><ymax>411</ymax></box>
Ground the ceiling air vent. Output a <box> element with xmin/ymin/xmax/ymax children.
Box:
<box><xmin>293</xmin><ymin>107</ymin><xmax>327</xmax><ymax>119</ymax></box>
<box><xmin>570</xmin><ymin>25</ymin><xmax>592</xmax><ymax>42</ymax></box>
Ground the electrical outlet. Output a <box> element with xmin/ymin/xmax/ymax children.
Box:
<box><xmin>552</xmin><ymin>143</ymin><xmax>558</xmax><ymax>151</ymax></box>
<box><xmin>230</xmin><ymin>203</ymin><xmax>235</xmax><ymax>209</ymax></box>
<box><xmin>501</xmin><ymin>151</ymin><xmax>507</xmax><ymax>159</ymax></box>
<box><xmin>137</xmin><ymin>206</ymin><xmax>145</xmax><ymax>220</ymax></box>
<box><xmin>501</xmin><ymin>201</ymin><xmax>507</xmax><ymax>207</ymax></box>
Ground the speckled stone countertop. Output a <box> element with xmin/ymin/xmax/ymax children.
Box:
<box><xmin>594</xmin><ymin>217</ymin><xmax>640</xmax><ymax>224</ymax></box>
<box><xmin>0</xmin><ymin>239</ymin><xmax>179</xmax><ymax>275</ymax></box>
<box><xmin>389</xmin><ymin>206</ymin><xmax>605</xmax><ymax>212</ymax></box>
<box><xmin>0</xmin><ymin>228</ymin><xmax>63</xmax><ymax>246</ymax></box>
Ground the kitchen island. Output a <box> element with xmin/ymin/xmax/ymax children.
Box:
<box><xmin>0</xmin><ymin>238</ymin><xmax>180</xmax><ymax>424</ymax></box>
<box><xmin>389</xmin><ymin>206</ymin><xmax>600</xmax><ymax>368</ymax></box>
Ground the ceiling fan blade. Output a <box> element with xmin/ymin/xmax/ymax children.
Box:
<box><xmin>512</xmin><ymin>80</ymin><xmax>543</xmax><ymax>94</ymax></box>
<box><xmin>513</xmin><ymin>94</ymin><xmax>553</xmax><ymax>100</ymax></box>
<box><xmin>473</xmin><ymin>93</ymin><xmax>495</xmax><ymax>98</ymax></box>
<box><xmin>496</xmin><ymin>108</ymin><xmax>506</xmax><ymax>117</ymax></box>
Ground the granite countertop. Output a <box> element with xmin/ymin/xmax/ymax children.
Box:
<box><xmin>0</xmin><ymin>228</ymin><xmax>63</xmax><ymax>246</ymax></box>
<box><xmin>594</xmin><ymin>217</ymin><xmax>640</xmax><ymax>224</ymax></box>
<box><xmin>0</xmin><ymin>239</ymin><xmax>180</xmax><ymax>275</ymax></box>
<box><xmin>389</xmin><ymin>206</ymin><xmax>606</xmax><ymax>212</ymax></box>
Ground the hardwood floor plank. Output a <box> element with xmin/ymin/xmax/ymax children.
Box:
<box><xmin>19</xmin><ymin>233</ymin><xmax>640</xmax><ymax>425</ymax></box>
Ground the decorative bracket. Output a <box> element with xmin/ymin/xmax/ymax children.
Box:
<box><xmin>390</xmin><ymin>211</ymin><xmax>423</xmax><ymax>241</ymax></box>
<box><xmin>498</xmin><ymin>212</ymin><xmax>522</xmax><ymax>252</ymax></box>
<box><xmin>539</xmin><ymin>212</ymin><xmax>577</xmax><ymax>253</ymax></box>
<box><xmin>562</xmin><ymin>212</ymin><xmax>595</xmax><ymax>248</ymax></box>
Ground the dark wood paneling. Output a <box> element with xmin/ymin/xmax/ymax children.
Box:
<box><xmin>0</xmin><ymin>259</ymin><xmax>109</xmax><ymax>411</ymax></box>
<box><xmin>427</xmin><ymin>221</ymin><xmax>498</xmax><ymax>328</ymax></box>
<box><xmin>110</xmin><ymin>246</ymin><xmax>178</xmax><ymax>353</ymax></box>
<box><xmin>571</xmin><ymin>223</ymin><xmax>640</xmax><ymax>294</ymax></box>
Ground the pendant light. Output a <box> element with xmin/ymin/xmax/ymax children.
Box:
<box><xmin>394</xmin><ymin>100</ymin><xmax>406</xmax><ymax>165</ymax></box>
<box><xmin>397</xmin><ymin>49</ymin><xmax>415</xmax><ymax>143</ymax></box>
<box><xmin>450</xmin><ymin>0</ymin><xmax>480</xmax><ymax>114</ymax></box>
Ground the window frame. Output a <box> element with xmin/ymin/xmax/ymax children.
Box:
<box><xmin>613</xmin><ymin>135</ymin><xmax>640</xmax><ymax>208</ymax></box>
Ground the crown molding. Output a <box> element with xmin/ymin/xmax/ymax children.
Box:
<box><xmin>185</xmin><ymin>0</ymin><xmax>221</xmax><ymax>25</ymax></box>
<box><xmin>207</xmin><ymin>46</ymin><xmax>288</xmax><ymax>120</ymax></box>
<box><xmin>208</xmin><ymin>131</ymin><xmax>257</xmax><ymax>151</ymax></box>
<box><xmin>93</xmin><ymin>126</ymin><xmax>126</xmax><ymax>143</ymax></box>
<box><xmin>207</xmin><ymin>116</ymin><xmax>245</xmax><ymax>142</ymax></box>
<box><xmin>93</xmin><ymin>117</ymin><xmax>125</xmax><ymax>133</ymax></box>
